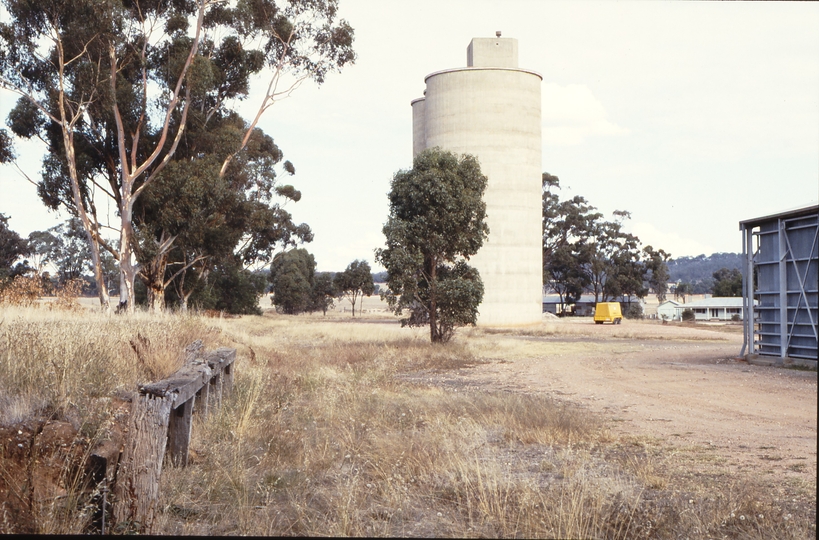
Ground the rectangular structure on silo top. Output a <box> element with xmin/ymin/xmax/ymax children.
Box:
<box><xmin>467</xmin><ymin>36</ymin><xmax>518</xmax><ymax>68</ymax></box>
<box><xmin>740</xmin><ymin>205</ymin><xmax>818</xmax><ymax>366</ymax></box>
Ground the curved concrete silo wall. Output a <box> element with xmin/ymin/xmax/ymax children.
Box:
<box><xmin>412</xmin><ymin>38</ymin><xmax>542</xmax><ymax>325</ymax></box>
<box><xmin>411</xmin><ymin>97</ymin><xmax>426</xmax><ymax>157</ymax></box>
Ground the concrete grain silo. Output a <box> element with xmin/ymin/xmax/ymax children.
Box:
<box><xmin>411</xmin><ymin>33</ymin><xmax>543</xmax><ymax>325</ymax></box>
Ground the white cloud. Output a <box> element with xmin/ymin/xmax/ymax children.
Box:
<box><xmin>627</xmin><ymin>221</ymin><xmax>716</xmax><ymax>259</ymax></box>
<box><xmin>542</xmin><ymin>83</ymin><xmax>630</xmax><ymax>146</ymax></box>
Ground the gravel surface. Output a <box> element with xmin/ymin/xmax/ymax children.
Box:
<box><xmin>407</xmin><ymin>320</ymin><xmax>817</xmax><ymax>491</ymax></box>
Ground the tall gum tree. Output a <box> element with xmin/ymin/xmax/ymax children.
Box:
<box><xmin>0</xmin><ymin>0</ymin><xmax>122</xmax><ymax>311</ymax></box>
<box><xmin>1</xmin><ymin>0</ymin><xmax>355</xmax><ymax>312</ymax></box>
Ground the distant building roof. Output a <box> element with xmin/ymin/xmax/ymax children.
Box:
<box><xmin>681</xmin><ymin>297</ymin><xmax>746</xmax><ymax>308</ymax></box>
<box><xmin>542</xmin><ymin>295</ymin><xmax>647</xmax><ymax>305</ymax></box>
<box><xmin>542</xmin><ymin>294</ymin><xmax>598</xmax><ymax>304</ymax></box>
<box><xmin>658</xmin><ymin>300</ymin><xmax>682</xmax><ymax>307</ymax></box>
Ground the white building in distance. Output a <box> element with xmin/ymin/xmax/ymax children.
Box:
<box><xmin>411</xmin><ymin>33</ymin><xmax>543</xmax><ymax>325</ymax></box>
<box><xmin>670</xmin><ymin>297</ymin><xmax>749</xmax><ymax>321</ymax></box>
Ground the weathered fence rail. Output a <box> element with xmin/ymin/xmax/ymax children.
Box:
<box><xmin>112</xmin><ymin>341</ymin><xmax>236</xmax><ymax>531</ymax></box>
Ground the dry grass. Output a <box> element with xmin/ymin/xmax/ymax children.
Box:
<box><xmin>1</xmin><ymin>307</ymin><xmax>814</xmax><ymax>537</ymax></box>
<box><xmin>0</xmin><ymin>305</ymin><xmax>221</xmax><ymax>428</ymax></box>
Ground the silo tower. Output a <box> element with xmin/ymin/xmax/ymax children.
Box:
<box><xmin>411</xmin><ymin>33</ymin><xmax>543</xmax><ymax>325</ymax></box>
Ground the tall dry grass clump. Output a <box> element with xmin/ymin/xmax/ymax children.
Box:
<box><xmin>0</xmin><ymin>305</ymin><xmax>221</xmax><ymax>428</ymax></box>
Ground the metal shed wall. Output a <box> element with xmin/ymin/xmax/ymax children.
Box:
<box><xmin>740</xmin><ymin>205</ymin><xmax>818</xmax><ymax>365</ymax></box>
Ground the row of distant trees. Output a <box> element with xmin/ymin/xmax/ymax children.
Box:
<box><xmin>1</xmin><ymin>213</ymin><xmax>117</xmax><ymax>297</ymax></box>
<box><xmin>668</xmin><ymin>253</ymin><xmax>744</xmax><ymax>297</ymax></box>
<box><xmin>541</xmin><ymin>173</ymin><xmax>671</xmax><ymax>312</ymax></box>
<box><xmin>2</xmin><ymin>211</ymin><xmax>381</xmax><ymax>316</ymax></box>
<box><xmin>672</xmin><ymin>268</ymin><xmax>743</xmax><ymax>301</ymax></box>
<box><xmin>268</xmin><ymin>250</ymin><xmax>375</xmax><ymax>316</ymax></box>
<box><xmin>541</xmin><ymin>172</ymin><xmax>744</xmax><ymax>310</ymax></box>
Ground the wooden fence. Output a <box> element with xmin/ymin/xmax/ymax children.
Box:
<box><xmin>110</xmin><ymin>341</ymin><xmax>236</xmax><ymax>532</ymax></box>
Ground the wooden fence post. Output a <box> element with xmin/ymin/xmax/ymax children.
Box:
<box><xmin>195</xmin><ymin>382</ymin><xmax>210</xmax><ymax>419</ymax></box>
<box><xmin>112</xmin><ymin>393</ymin><xmax>173</xmax><ymax>532</ymax></box>
<box><xmin>167</xmin><ymin>395</ymin><xmax>195</xmax><ymax>467</ymax></box>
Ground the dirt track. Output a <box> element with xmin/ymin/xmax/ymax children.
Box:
<box><xmin>434</xmin><ymin>320</ymin><xmax>817</xmax><ymax>490</ymax></box>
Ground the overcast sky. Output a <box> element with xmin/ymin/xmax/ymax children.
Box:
<box><xmin>2</xmin><ymin>0</ymin><xmax>818</xmax><ymax>273</ymax></box>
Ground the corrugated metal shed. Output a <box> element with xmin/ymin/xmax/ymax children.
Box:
<box><xmin>740</xmin><ymin>204</ymin><xmax>818</xmax><ymax>366</ymax></box>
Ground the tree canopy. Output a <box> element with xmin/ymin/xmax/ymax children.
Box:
<box><xmin>334</xmin><ymin>259</ymin><xmax>374</xmax><ymax>317</ymax></box>
<box><xmin>0</xmin><ymin>213</ymin><xmax>30</xmax><ymax>279</ymax></box>
<box><xmin>542</xmin><ymin>173</ymin><xmax>671</xmax><ymax>309</ymax></box>
<box><xmin>376</xmin><ymin>148</ymin><xmax>488</xmax><ymax>343</ymax></box>
<box><xmin>711</xmin><ymin>267</ymin><xmax>743</xmax><ymax>297</ymax></box>
<box><xmin>1</xmin><ymin>0</ymin><xmax>355</xmax><ymax>312</ymax></box>
<box><xmin>268</xmin><ymin>247</ymin><xmax>317</xmax><ymax>315</ymax></box>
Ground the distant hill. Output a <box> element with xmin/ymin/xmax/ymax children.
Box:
<box><xmin>668</xmin><ymin>252</ymin><xmax>742</xmax><ymax>293</ymax></box>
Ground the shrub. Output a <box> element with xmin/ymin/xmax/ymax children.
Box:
<box><xmin>0</xmin><ymin>275</ymin><xmax>44</xmax><ymax>306</ymax></box>
<box><xmin>682</xmin><ymin>308</ymin><xmax>695</xmax><ymax>321</ymax></box>
<box><xmin>53</xmin><ymin>278</ymin><xmax>84</xmax><ymax>311</ymax></box>
<box><xmin>624</xmin><ymin>303</ymin><xmax>643</xmax><ymax>320</ymax></box>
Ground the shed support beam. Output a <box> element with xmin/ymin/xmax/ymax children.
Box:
<box><xmin>741</xmin><ymin>225</ymin><xmax>754</xmax><ymax>357</ymax></box>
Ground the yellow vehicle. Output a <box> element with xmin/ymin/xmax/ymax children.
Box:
<box><xmin>594</xmin><ymin>302</ymin><xmax>623</xmax><ymax>324</ymax></box>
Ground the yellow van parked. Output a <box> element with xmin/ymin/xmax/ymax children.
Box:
<box><xmin>594</xmin><ymin>302</ymin><xmax>622</xmax><ymax>324</ymax></box>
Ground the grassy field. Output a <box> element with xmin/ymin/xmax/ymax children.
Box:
<box><xmin>0</xmin><ymin>305</ymin><xmax>814</xmax><ymax>537</ymax></box>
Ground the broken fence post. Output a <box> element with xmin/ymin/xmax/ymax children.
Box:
<box><xmin>112</xmin><ymin>344</ymin><xmax>236</xmax><ymax>532</ymax></box>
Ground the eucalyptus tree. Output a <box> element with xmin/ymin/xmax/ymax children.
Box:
<box><xmin>643</xmin><ymin>245</ymin><xmax>671</xmax><ymax>302</ymax></box>
<box><xmin>1</xmin><ymin>0</ymin><xmax>122</xmax><ymax>309</ymax></box>
<box><xmin>376</xmin><ymin>148</ymin><xmax>489</xmax><ymax>343</ymax></box>
<box><xmin>268</xmin><ymin>247</ymin><xmax>316</xmax><ymax>314</ymax></box>
<box><xmin>40</xmin><ymin>218</ymin><xmax>92</xmax><ymax>284</ymax></box>
<box><xmin>541</xmin><ymin>173</ymin><xmax>598</xmax><ymax>309</ymax></box>
<box><xmin>133</xmin><ymin>123</ymin><xmax>312</xmax><ymax>311</ymax></box>
<box><xmin>0</xmin><ymin>213</ymin><xmax>30</xmax><ymax>279</ymax></box>
<box><xmin>542</xmin><ymin>174</ymin><xmax>670</xmax><ymax>308</ymax></box>
<box><xmin>1</xmin><ymin>0</ymin><xmax>355</xmax><ymax>312</ymax></box>
<box><xmin>333</xmin><ymin>259</ymin><xmax>374</xmax><ymax>317</ymax></box>
<box><xmin>311</xmin><ymin>271</ymin><xmax>336</xmax><ymax>315</ymax></box>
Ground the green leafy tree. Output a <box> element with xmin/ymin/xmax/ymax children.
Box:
<box><xmin>712</xmin><ymin>268</ymin><xmax>743</xmax><ymax>297</ymax></box>
<box><xmin>47</xmin><ymin>218</ymin><xmax>92</xmax><ymax>284</ymax></box>
<box><xmin>311</xmin><ymin>272</ymin><xmax>337</xmax><ymax>316</ymax></box>
<box><xmin>674</xmin><ymin>281</ymin><xmax>693</xmax><ymax>303</ymax></box>
<box><xmin>27</xmin><ymin>230</ymin><xmax>59</xmax><ymax>275</ymax></box>
<box><xmin>643</xmin><ymin>245</ymin><xmax>671</xmax><ymax>302</ymax></box>
<box><xmin>586</xmin><ymin>211</ymin><xmax>646</xmax><ymax>304</ymax></box>
<box><xmin>133</xmin><ymin>125</ymin><xmax>311</xmax><ymax>312</ymax></box>
<box><xmin>541</xmin><ymin>174</ymin><xmax>597</xmax><ymax>310</ymax></box>
<box><xmin>268</xmin><ymin>248</ymin><xmax>316</xmax><ymax>315</ymax></box>
<box><xmin>376</xmin><ymin>148</ymin><xmax>489</xmax><ymax>343</ymax></box>
<box><xmin>624</xmin><ymin>303</ymin><xmax>644</xmax><ymax>320</ymax></box>
<box><xmin>0</xmin><ymin>213</ymin><xmax>30</xmax><ymax>280</ymax></box>
<box><xmin>334</xmin><ymin>260</ymin><xmax>374</xmax><ymax>317</ymax></box>
<box><xmin>542</xmin><ymin>174</ymin><xmax>669</xmax><ymax>310</ymax></box>
<box><xmin>1</xmin><ymin>0</ymin><xmax>354</xmax><ymax>313</ymax></box>
<box><xmin>188</xmin><ymin>258</ymin><xmax>267</xmax><ymax>315</ymax></box>
<box><xmin>549</xmin><ymin>243</ymin><xmax>590</xmax><ymax>311</ymax></box>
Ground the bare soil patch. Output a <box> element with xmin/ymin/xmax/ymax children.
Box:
<box><xmin>405</xmin><ymin>319</ymin><xmax>817</xmax><ymax>496</ymax></box>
